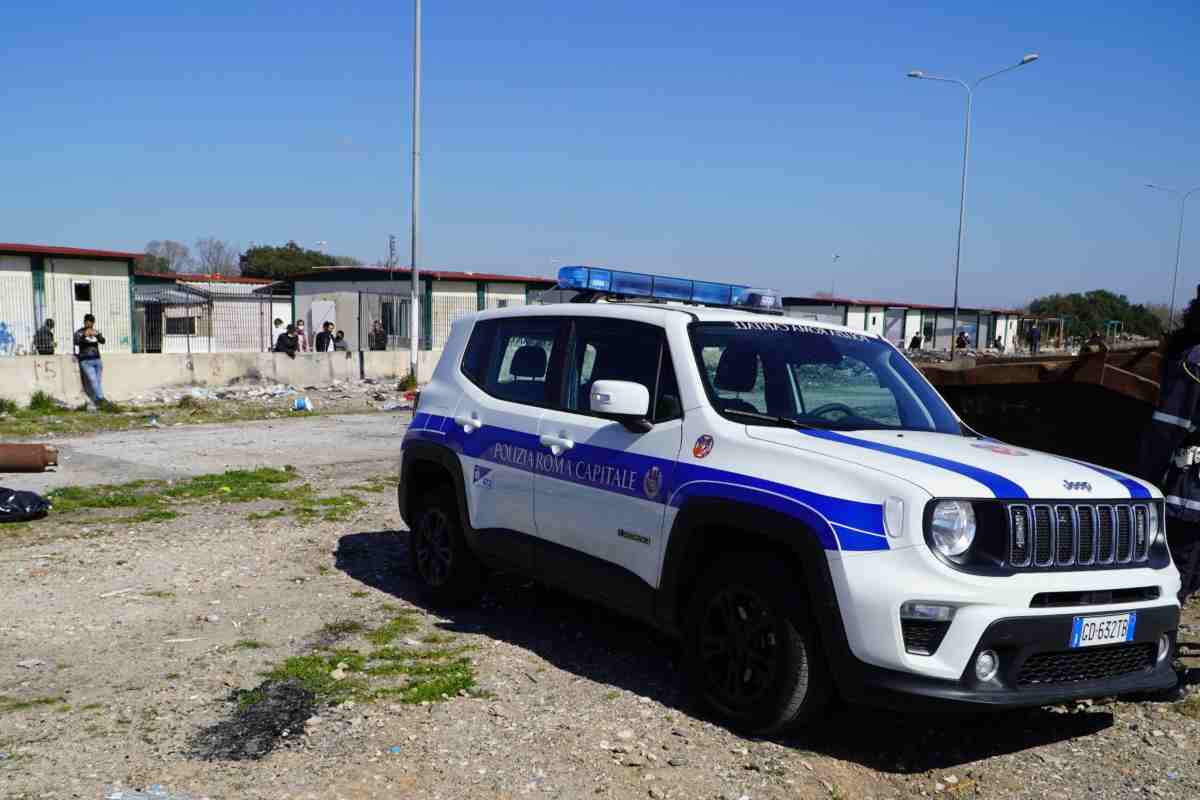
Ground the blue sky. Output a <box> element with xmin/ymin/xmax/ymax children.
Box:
<box><xmin>3</xmin><ymin>1</ymin><xmax>1198</xmax><ymax>307</ymax></box>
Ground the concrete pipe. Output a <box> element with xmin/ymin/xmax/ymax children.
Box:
<box><xmin>0</xmin><ymin>444</ymin><xmax>59</xmax><ymax>473</ymax></box>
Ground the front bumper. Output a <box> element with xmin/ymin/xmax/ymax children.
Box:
<box><xmin>839</xmin><ymin>605</ymin><xmax>1179</xmax><ymax>711</ymax></box>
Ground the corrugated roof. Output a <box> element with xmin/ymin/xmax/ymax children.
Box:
<box><xmin>783</xmin><ymin>294</ymin><xmax>1020</xmax><ymax>315</ymax></box>
<box><xmin>0</xmin><ymin>242</ymin><xmax>143</xmax><ymax>260</ymax></box>
<box><xmin>133</xmin><ymin>271</ymin><xmax>275</xmax><ymax>285</ymax></box>
<box><xmin>293</xmin><ymin>265</ymin><xmax>555</xmax><ymax>284</ymax></box>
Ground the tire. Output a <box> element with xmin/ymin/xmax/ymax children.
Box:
<box><xmin>683</xmin><ymin>554</ymin><xmax>831</xmax><ymax>734</ymax></box>
<box><xmin>408</xmin><ymin>486</ymin><xmax>482</xmax><ymax>606</ymax></box>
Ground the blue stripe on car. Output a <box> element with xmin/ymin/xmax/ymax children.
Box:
<box><xmin>405</xmin><ymin>415</ymin><xmax>888</xmax><ymax>551</ymax></box>
<box><xmin>800</xmin><ymin>429</ymin><xmax>1029</xmax><ymax>499</ymax></box>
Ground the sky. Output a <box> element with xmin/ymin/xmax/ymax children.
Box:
<box><xmin>3</xmin><ymin>1</ymin><xmax>1199</xmax><ymax>308</ymax></box>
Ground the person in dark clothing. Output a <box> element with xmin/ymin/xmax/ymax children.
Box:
<box><xmin>274</xmin><ymin>324</ymin><xmax>299</xmax><ymax>359</ymax></box>
<box><xmin>908</xmin><ymin>333</ymin><xmax>922</xmax><ymax>351</ymax></box>
<box><xmin>314</xmin><ymin>321</ymin><xmax>335</xmax><ymax>353</ymax></box>
<box><xmin>368</xmin><ymin>320</ymin><xmax>387</xmax><ymax>351</ymax></box>
<box><xmin>1029</xmin><ymin>324</ymin><xmax>1042</xmax><ymax>355</ymax></box>
<box><xmin>34</xmin><ymin>319</ymin><xmax>56</xmax><ymax>355</ymax></box>
<box><xmin>955</xmin><ymin>330</ymin><xmax>970</xmax><ymax>350</ymax></box>
<box><xmin>73</xmin><ymin>314</ymin><xmax>106</xmax><ymax>406</ymax></box>
<box><xmin>333</xmin><ymin>330</ymin><xmax>348</xmax><ymax>352</ymax></box>
<box><xmin>1138</xmin><ymin>287</ymin><xmax>1200</xmax><ymax>604</ymax></box>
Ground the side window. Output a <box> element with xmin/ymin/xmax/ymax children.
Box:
<box><xmin>700</xmin><ymin>344</ymin><xmax>768</xmax><ymax>414</ymax></box>
<box><xmin>479</xmin><ymin>318</ymin><xmax>561</xmax><ymax>406</ymax></box>
<box><xmin>567</xmin><ymin>318</ymin><xmax>678</xmax><ymax>422</ymax></box>
<box><xmin>460</xmin><ymin>320</ymin><xmax>495</xmax><ymax>386</ymax></box>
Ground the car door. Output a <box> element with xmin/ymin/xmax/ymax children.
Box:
<box><xmin>453</xmin><ymin>316</ymin><xmax>568</xmax><ymax>567</ymax></box>
<box><xmin>532</xmin><ymin>317</ymin><xmax>684</xmax><ymax>611</ymax></box>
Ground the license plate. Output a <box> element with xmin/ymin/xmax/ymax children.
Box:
<box><xmin>1070</xmin><ymin>612</ymin><xmax>1137</xmax><ymax>648</ymax></box>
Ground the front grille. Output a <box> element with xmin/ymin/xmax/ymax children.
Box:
<box><xmin>1016</xmin><ymin>642</ymin><xmax>1155</xmax><ymax>687</ymax></box>
<box><xmin>901</xmin><ymin>619</ymin><xmax>950</xmax><ymax>656</ymax></box>
<box><xmin>1007</xmin><ymin>502</ymin><xmax>1154</xmax><ymax>570</ymax></box>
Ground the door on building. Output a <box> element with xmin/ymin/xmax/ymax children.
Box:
<box><xmin>883</xmin><ymin>308</ymin><xmax>906</xmax><ymax>345</ymax></box>
<box><xmin>72</xmin><ymin>281</ymin><xmax>93</xmax><ymax>336</ymax></box>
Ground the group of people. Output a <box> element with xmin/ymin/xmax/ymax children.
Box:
<box><xmin>272</xmin><ymin>319</ymin><xmax>348</xmax><ymax>358</ymax></box>
<box><xmin>28</xmin><ymin>315</ymin><xmax>110</xmax><ymax>408</ymax></box>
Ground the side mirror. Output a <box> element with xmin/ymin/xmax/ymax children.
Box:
<box><xmin>590</xmin><ymin>379</ymin><xmax>652</xmax><ymax>433</ymax></box>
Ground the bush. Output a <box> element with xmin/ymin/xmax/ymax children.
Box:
<box><xmin>27</xmin><ymin>391</ymin><xmax>59</xmax><ymax>414</ymax></box>
<box><xmin>398</xmin><ymin>371</ymin><xmax>418</xmax><ymax>391</ymax></box>
<box><xmin>0</xmin><ymin>398</ymin><xmax>17</xmax><ymax>415</ymax></box>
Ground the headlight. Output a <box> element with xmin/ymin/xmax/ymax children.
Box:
<box><xmin>930</xmin><ymin>500</ymin><xmax>976</xmax><ymax>557</ymax></box>
<box><xmin>1149</xmin><ymin>502</ymin><xmax>1163</xmax><ymax>545</ymax></box>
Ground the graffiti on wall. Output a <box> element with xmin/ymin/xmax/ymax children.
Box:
<box><xmin>0</xmin><ymin>321</ymin><xmax>42</xmax><ymax>357</ymax></box>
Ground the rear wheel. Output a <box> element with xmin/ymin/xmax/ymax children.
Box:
<box><xmin>408</xmin><ymin>487</ymin><xmax>482</xmax><ymax>606</ymax></box>
<box><xmin>684</xmin><ymin>555</ymin><xmax>831</xmax><ymax>734</ymax></box>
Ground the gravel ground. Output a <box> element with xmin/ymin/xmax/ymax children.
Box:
<box><xmin>2</xmin><ymin>417</ymin><xmax>1200</xmax><ymax>799</ymax></box>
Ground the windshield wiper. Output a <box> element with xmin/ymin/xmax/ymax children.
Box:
<box><xmin>722</xmin><ymin>409</ymin><xmax>820</xmax><ymax>430</ymax></box>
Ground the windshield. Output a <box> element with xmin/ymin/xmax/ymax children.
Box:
<box><xmin>689</xmin><ymin>321</ymin><xmax>963</xmax><ymax>434</ymax></box>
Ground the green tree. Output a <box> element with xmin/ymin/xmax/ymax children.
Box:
<box><xmin>1027</xmin><ymin>290</ymin><xmax>1163</xmax><ymax>339</ymax></box>
<box><xmin>239</xmin><ymin>241</ymin><xmax>338</xmax><ymax>279</ymax></box>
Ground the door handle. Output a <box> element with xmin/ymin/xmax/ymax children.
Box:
<box><xmin>538</xmin><ymin>433</ymin><xmax>574</xmax><ymax>457</ymax></box>
<box><xmin>454</xmin><ymin>413</ymin><xmax>482</xmax><ymax>433</ymax></box>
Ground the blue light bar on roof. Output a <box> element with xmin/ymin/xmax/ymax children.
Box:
<box><xmin>557</xmin><ymin>265</ymin><xmax>781</xmax><ymax>312</ymax></box>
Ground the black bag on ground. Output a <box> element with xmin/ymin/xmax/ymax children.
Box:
<box><xmin>0</xmin><ymin>487</ymin><xmax>51</xmax><ymax>522</ymax></box>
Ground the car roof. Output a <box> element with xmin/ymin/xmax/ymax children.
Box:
<box><xmin>470</xmin><ymin>301</ymin><xmax>882</xmax><ymax>338</ymax></box>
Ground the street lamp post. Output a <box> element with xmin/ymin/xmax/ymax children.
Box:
<box><xmin>907</xmin><ymin>53</ymin><xmax>1040</xmax><ymax>355</ymax></box>
<box><xmin>1146</xmin><ymin>183</ymin><xmax>1200</xmax><ymax>331</ymax></box>
<box><xmin>409</xmin><ymin>0</ymin><xmax>422</xmax><ymax>380</ymax></box>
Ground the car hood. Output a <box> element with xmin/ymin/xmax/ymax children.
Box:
<box><xmin>744</xmin><ymin>427</ymin><xmax>1157</xmax><ymax>502</ymax></box>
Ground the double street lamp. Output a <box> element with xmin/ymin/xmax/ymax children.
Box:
<box><xmin>907</xmin><ymin>53</ymin><xmax>1040</xmax><ymax>354</ymax></box>
<box><xmin>1145</xmin><ymin>183</ymin><xmax>1200</xmax><ymax>331</ymax></box>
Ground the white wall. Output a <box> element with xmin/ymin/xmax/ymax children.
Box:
<box><xmin>45</xmin><ymin>258</ymin><xmax>132</xmax><ymax>354</ymax></box>
<box><xmin>904</xmin><ymin>310</ymin><xmax>923</xmax><ymax>344</ymax></box>
<box><xmin>0</xmin><ymin>256</ymin><xmax>35</xmax><ymax>357</ymax></box>
<box><xmin>845</xmin><ymin>307</ymin><xmax>867</xmax><ymax>332</ymax></box>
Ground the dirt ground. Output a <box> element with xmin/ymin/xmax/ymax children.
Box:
<box><xmin>3</xmin><ymin>416</ymin><xmax>1200</xmax><ymax>800</ymax></box>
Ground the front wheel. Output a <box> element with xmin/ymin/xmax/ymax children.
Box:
<box><xmin>683</xmin><ymin>555</ymin><xmax>832</xmax><ymax>734</ymax></box>
<box><xmin>408</xmin><ymin>487</ymin><xmax>482</xmax><ymax>606</ymax></box>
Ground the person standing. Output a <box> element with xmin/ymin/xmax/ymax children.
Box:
<box><xmin>333</xmin><ymin>330</ymin><xmax>348</xmax><ymax>351</ymax></box>
<box><xmin>34</xmin><ymin>318</ymin><xmax>56</xmax><ymax>355</ymax></box>
<box><xmin>274</xmin><ymin>324</ymin><xmax>299</xmax><ymax>359</ymax></box>
<box><xmin>295</xmin><ymin>319</ymin><xmax>310</xmax><ymax>352</ymax></box>
<box><xmin>369</xmin><ymin>320</ymin><xmax>388</xmax><ymax>351</ymax></box>
<box><xmin>73</xmin><ymin>314</ymin><xmax>106</xmax><ymax>407</ymax></box>
<box><xmin>314</xmin><ymin>321</ymin><xmax>335</xmax><ymax>353</ymax></box>
<box><xmin>1029</xmin><ymin>324</ymin><xmax>1042</xmax><ymax>355</ymax></box>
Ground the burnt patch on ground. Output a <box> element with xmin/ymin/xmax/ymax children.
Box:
<box><xmin>189</xmin><ymin>679</ymin><xmax>317</xmax><ymax>761</ymax></box>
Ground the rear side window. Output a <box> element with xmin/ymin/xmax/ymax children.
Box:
<box><xmin>461</xmin><ymin>317</ymin><xmax>563</xmax><ymax>407</ymax></box>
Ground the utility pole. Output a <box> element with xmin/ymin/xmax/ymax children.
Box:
<box><xmin>409</xmin><ymin>0</ymin><xmax>422</xmax><ymax>379</ymax></box>
<box><xmin>387</xmin><ymin>234</ymin><xmax>397</xmax><ymax>278</ymax></box>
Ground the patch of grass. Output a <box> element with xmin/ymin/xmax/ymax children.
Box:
<box><xmin>165</xmin><ymin>672</ymin><xmax>181</xmax><ymax>680</ymax></box>
<box><xmin>346</xmin><ymin>476</ymin><xmax>395</xmax><ymax>494</ymax></box>
<box><xmin>80</xmin><ymin>703</ymin><xmax>105</xmax><ymax>711</ymax></box>
<box><xmin>603</xmin><ymin>690</ymin><xmax>619</xmax><ymax>701</ymax></box>
<box><xmin>47</xmin><ymin>482</ymin><xmax>159</xmax><ymax>513</ymax></box>
<box><xmin>27</xmin><ymin>391</ymin><xmax>62</xmax><ymax>414</ymax></box>
<box><xmin>420</xmin><ymin>632</ymin><xmax>453</xmax><ymax>644</ymax></box>
<box><xmin>257</xmin><ymin>654</ymin><xmax>365</xmax><ymax>706</ymax></box>
<box><xmin>163</xmin><ymin>467</ymin><xmax>297</xmax><ymax>503</ymax></box>
<box><xmin>350</xmin><ymin>590</ymin><xmax>369</xmax><ymax>598</ymax></box>
<box><xmin>316</xmin><ymin>564</ymin><xmax>331</xmax><ymax>576</ymax></box>
<box><xmin>294</xmin><ymin>492</ymin><xmax>367</xmax><ymax>522</ymax></box>
<box><xmin>0</xmin><ymin>398</ymin><xmax>18</xmax><ymax>414</ymax></box>
<box><xmin>247</xmin><ymin>508</ymin><xmax>288</xmax><ymax>521</ymax></box>
<box><xmin>1174</xmin><ymin>694</ymin><xmax>1200</xmax><ymax>719</ymax></box>
<box><xmin>365</xmin><ymin>612</ymin><xmax>421</xmax><ymax>646</ymax></box>
<box><xmin>317</xmin><ymin>619</ymin><xmax>366</xmax><ymax>639</ymax></box>
<box><xmin>142</xmin><ymin>589</ymin><xmax>176</xmax><ymax>599</ymax></box>
<box><xmin>232</xmin><ymin>639</ymin><xmax>266</xmax><ymax>651</ymax></box>
<box><xmin>0</xmin><ymin>695</ymin><xmax>65</xmax><ymax>714</ymax></box>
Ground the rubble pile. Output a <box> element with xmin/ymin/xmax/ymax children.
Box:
<box><xmin>125</xmin><ymin>377</ymin><xmax>415</xmax><ymax>412</ymax></box>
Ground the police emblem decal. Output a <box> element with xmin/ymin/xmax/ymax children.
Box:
<box><xmin>693</xmin><ymin>434</ymin><xmax>714</xmax><ymax>459</ymax></box>
<box><xmin>643</xmin><ymin>466</ymin><xmax>663</xmax><ymax>499</ymax></box>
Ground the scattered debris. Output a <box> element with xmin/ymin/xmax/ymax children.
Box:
<box><xmin>0</xmin><ymin>444</ymin><xmax>59</xmax><ymax>473</ymax></box>
<box><xmin>0</xmin><ymin>487</ymin><xmax>51</xmax><ymax>522</ymax></box>
<box><xmin>15</xmin><ymin>658</ymin><xmax>46</xmax><ymax>669</ymax></box>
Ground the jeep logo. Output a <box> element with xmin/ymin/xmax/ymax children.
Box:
<box><xmin>1063</xmin><ymin>480</ymin><xmax>1093</xmax><ymax>492</ymax></box>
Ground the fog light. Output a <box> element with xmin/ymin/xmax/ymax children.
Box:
<box><xmin>900</xmin><ymin>602</ymin><xmax>955</xmax><ymax>621</ymax></box>
<box><xmin>1158</xmin><ymin>634</ymin><xmax>1172</xmax><ymax>663</ymax></box>
<box><xmin>974</xmin><ymin>649</ymin><xmax>1000</xmax><ymax>682</ymax></box>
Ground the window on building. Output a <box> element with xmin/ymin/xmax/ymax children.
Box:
<box><xmin>74</xmin><ymin>283</ymin><xmax>91</xmax><ymax>302</ymax></box>
<box><xmin>165</xmin><ymin>317</ymin><xmax>197</xmax><ymax>336</ymax></box>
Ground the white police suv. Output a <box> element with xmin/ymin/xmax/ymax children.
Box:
<box><xmin>398</xmin><ymin>266</ymin><xmax>1180</xmax><ymax>733</ymax></box>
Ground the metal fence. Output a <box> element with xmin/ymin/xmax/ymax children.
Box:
<box><xmin>358</xmin><ymin>291</ymin><xmax>415</xmax><ymax>351</ymax></box>
<box><xmin>133</xmin><ymin>284</ymin><xmax>279</xmax><ymax>354</ymax></box>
